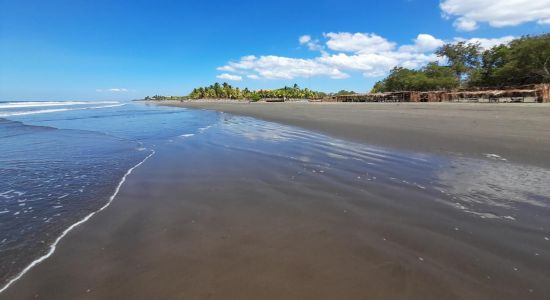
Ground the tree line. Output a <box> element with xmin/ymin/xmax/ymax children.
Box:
<box><xmin>144</xmin><ymin>83</ymin><xmax>330</xmax><ymax>101</ymax></box>
<box><xmin>144</xmin><ymin>95</ymin><xmax>187</xmax><ymax>101</ymax></box>
<box><xmin>372</xmin><ymin>34</ymin><xmax>550</xmax><ymax>93</ymax></box>
<box><xmin>188</xmin><ymin>83</ymin><xmax>326</xmax><ymax>101</ymax></box>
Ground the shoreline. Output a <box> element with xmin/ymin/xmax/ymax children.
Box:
<box><xmin>149</xmin><ymin>101</ymin><xmax>550</xmax><ymax>168</ymax></box>
<box><xmin>0</xmin><ymin>150</ymin><xmax>156</xmax><ymax>295</ymax></box>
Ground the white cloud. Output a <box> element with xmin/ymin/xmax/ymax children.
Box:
<box><xmin>299</xmin><ymin>35</ymin><xmax>311</xmax><ymax>44</ymax></box>
<box><xmin>454</xmin><ymin>17</ymin><xmax>478</xmax><ymax>32</ymax></box>
<box><xmin>217</xmin><ymin>65</ymin><xmax>236</xmax><ymax>72</ymax></box>
<box><xmin>216</xmin><ymin>73</ymin><xmax>243</xmax><ymax>81</ymax></box>
<box><xmin>299</xmin><ymin>34</ymin><xmax>324</xmax><ymax>51</ymax></box>
<box><xmin>96</xmin><ymin>88</ymin><xmax>128</xmax><ymax>93</ymax></box>
<box><xmin>324</xmin><ymin>32</ymin><xmax>396</xmax><ymax>53</ymax></box>
<box><xmin>318</xmin><ymin>53</ymin><xmax>399</xmax><ymax>77</ymax></box>
<box><xmin>441</xmin><ymin>0</ymin><xmax>550</xmax><ymax>30</ymax></box>
<box><xmin>216</xmin><ymin>32</ymin><xmax>515</xmax><ymax>81</ymax></box>
<box><xmin>454</xmin><ymin>36</ymin><xmax>516</xmax><ymax>50</ymax></box>
<box><xmin>399</xmin><ymin>34</ymin><xmax>445</xmax><ymax>52</ymax></box>
<box><xmin>221</xmin><ymin>55</ymin><xmax>349</xmax><ymax>80</ymax></box>
<box><xmin>109</xmin><ymin>88</ymin><xmax>128</xmax><ymax>92</ymax></box>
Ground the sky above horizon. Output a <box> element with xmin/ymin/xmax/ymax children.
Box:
<box><xmin>1</xmin><ymin>0</ymin><xmax>549</xmax><ymax>101</ymax></box>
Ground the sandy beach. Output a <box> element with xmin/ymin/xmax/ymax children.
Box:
<box><xmin>157</xmin><ymin>101</ymin><xmax>550</xmax><ymax>168</ymax></box>
<box><xmin>2</xmin><ymin>102</ymin><xmax>550</xmax><ymax>300</ymax></box>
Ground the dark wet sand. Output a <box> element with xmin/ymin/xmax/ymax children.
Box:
<box><xmin>157</xmin><ymin>102</ymin><xmax>550</xmax><ymax>168</ymax></box>
<box><xmin>2</xmin><ymin>103</ymin><xmax>550</xmax><ymax>299</ymax></box>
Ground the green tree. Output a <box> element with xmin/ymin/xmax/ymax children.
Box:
<box><xmin>370</xmin><ymin>63</ymin><xmax>458</xmax><ymax>92</ymax></box>
<box><xmin>435</xmin><ymin>41</ymin><xmax>481</xmax><ymax>84</ymax></box>
<box><xmin>489</xmin><ymin>34</ymin><xmax>550</xmax><ymax>86</ymax></box>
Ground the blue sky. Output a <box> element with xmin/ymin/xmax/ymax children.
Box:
<box><xmin>1</xmin><ymin>0</ymin><xmax>549</xmax><ymax>100</ymax></box>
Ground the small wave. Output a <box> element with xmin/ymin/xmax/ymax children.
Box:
<box><xmin>0</xmin><ymin>150</ymin><xmax>156</xmax><ymax>294</ymax></box>
<box><xmin>199</xmin><ymin>125</ymin><xmax>213</xmax><ymax>132</ymax></box>
<box><xmin>0</xmin><ymin>108</ymin><xmax>73</xmax><ymax>117</ymax></box>
<box><xmin>0</xmin><ymin>104</ymin><xmax>126</xmax><ymax>117</ymax></box>
<box><xmin>88</xmin><ymin>104</ymin><xmax>126</xmax><ymax>109</ymax></box>
<box><xmin>180</xmin><ymin>133</ymin><xmax>195</xmax><ymax>138</ymax></box>
<box><xmin>0</xmin><ymin>101</ymin><xmax>118</xmax><ymax>109</ymax></box>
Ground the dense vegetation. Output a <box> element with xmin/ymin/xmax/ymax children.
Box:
<box><xmin>372</xmin><ymin>34</ymin><xmax>550</xmax><ymax>92</ymax></box>
<box><xmin>188</xmin><ymin>83</ymin><xmax>326</xmax><ymax>100</ymax></box>
<box><xmin>372</xmin><ymin>62</ymin><xmax>459</xmax><ymax>92</ymax></box>
<box><xmin>334</xmin><ymin>90</ymin><xmax>357</xmax><ymax>96</ymax></box>
<box><xmin>145</xmin><ymin>83</ymin><xmax>327</xmax><ymax>101</ymax></box>
<box><xmin>144</xmin><ymin>95</ymin><xmax>188</xmax><ymax>101</ymax></box>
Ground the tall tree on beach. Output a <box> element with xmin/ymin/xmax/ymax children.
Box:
<box><xmin>435</xmin><ymin>41</ymin><xmax>481</xmax><ymax>85</ymax></box>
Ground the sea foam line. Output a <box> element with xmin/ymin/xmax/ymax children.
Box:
<box><xmin>0</xmin><ymin>150</ymin><xmax>156</xmax><ymax>294</ymax></box>
<box><xmin>0</xmin><ymin>101</ymin><xmax>118</xmax><ymax>109</ymax></box>
<box><xmin>0</xmin><ymin>104</ymin><xmax>126</xmax><ymax>117</ymax></box>
<box><xmin>0</xmin><ymin>108</ymin><xmax>73</xmax><ymax>117</ymax></box>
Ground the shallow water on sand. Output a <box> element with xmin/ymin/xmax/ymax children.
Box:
<box><xmin>170</xmin><ymin>112</ymin><xmax>550</xmax><ymax>298</ymax></box>
<box><xmin>1</xmin><ymin>102</ymin><xmax>549</xmax><ymax>298</ymax></box>
<box><xmin>0</xmin><ymin>102</ymin><xmax>219</xmax><ymax>285</ymax></box>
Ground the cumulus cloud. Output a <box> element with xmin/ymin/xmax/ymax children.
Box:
<box><xmin>453</xmin><ymin>17</ymin><xmax>478</xmax><ymax>32</ymax></box>
<box><xmin>217</xmin><ymin>65</ymin><xmax>236</xmax><ymax>72</ymax></box>
<box><xmin>324</xmin><ymin>32</ymin><xmax>396</xmax><ymax>53</ymax></box>
<box><xmin>299</xmin><ymin>34</ymin><xmax>324</xmax><ymax>51</ymax></box>
<box><xmin>221</xmin><ymin>55</ymin><xmax>348</xmax><ymax>80</ymax></box>
<box><xmin>216</xmin><ymin>32</ymin><xmax>515</xmax><ymax>81</ymax></box>
<box><xmin>96</xmin><ymin>88</ymin><xmax>128</xmax><ymax>92</ymax></box>
<box><xmin>299</xmin><ymin>35</ymin><xmax>311</xmax><ymax>44</ymax></box>
<box><xmin>216</xmin><ymin>73</ymin><xmax>242</xmax><ymax>81</ymax></box>
<box><xmin>454</xmin><ymin>36</ymin><xmax>516</xmax><ymax>50</ymax></box>
<box><xmin>441</xmin><ymin>0</ymin><xmax>550</xmax><ymax>30</ymax></box>
<box><xmin>399</xmin><ymin>34</ymin><xmax>445</xmax><ymax>53</ymax></box>
<box><xmin>316</xmin><ymin>52</ymin><xmax>438</xmax><ymax>77</ymax></box>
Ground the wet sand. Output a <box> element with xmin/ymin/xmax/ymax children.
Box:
<box><xmin>157</xmin><ymin>101</ymin><xmax>550</xmax><ymax>168</ymax></box>
<box><xmin>2</xmin><ymin>103</ymin><xmax>550</xmax><ymax>299</ymax></box>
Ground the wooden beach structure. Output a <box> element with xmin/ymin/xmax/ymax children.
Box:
<box><xmin>324</xmin><ymin>84</ymin><xmax>550</xmax><ymax>103</ymax></box>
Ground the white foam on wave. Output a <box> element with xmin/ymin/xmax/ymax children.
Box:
<box><xmin>0</xmin><ymin>108</ymin><xmax>73</xmax><ymax>117</ymax></box>
<box><xmin>464</xmin><ymin>210</ymin><xmax>517</xmax><ymax>221</ymax></box>
<box><xmin>198</xmin><ymin>125</ymin><xmax>213</xmax><ymax>132</ymax></box>
<box><xmin>180</xmin><ymin>133</ymin><xmax>195</xmax><ymax>138</ymax></box>
<box><xmin>0</xmin><ymin>101</ymin><xmax>118</xmax><ymax>109</ymax></box>
<box><xmin>88</xmin><ymin>104</ymin><xmax>125</xmax><ymax>110</ymax></box>
<box><xmin>484</xmin><ymin>153</ymin><xmax>507</xmax><ymax>161</ymax></box>
<box><xmin>0</xmin><ymin>190</ymin><xmax>25</xmax><ymax>199</ymax></box>
<box><xmin>0</xmin><ymin>103</ymin><xmax>126</xmax><ymax>117</ymax></box>
<box><xmin>0</xmin><ymin>149</ymin><xmax>156</xmax><ymax>294</ymax></box>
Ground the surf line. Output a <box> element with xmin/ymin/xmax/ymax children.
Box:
<box><xmin>0</xmin><ymin>149</ymin><xmax>156</xmax><ymax>294</ymax></box>
<box><xmin>0</xmin><ymin>103</ymin><xmax>127</xmax><ymax>117</ymax></box>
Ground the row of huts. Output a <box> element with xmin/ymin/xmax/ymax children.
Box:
<box><xmin>325</xmin><ymin>84</ymin><xmax>550</xmax><ymax>103</ymax></box>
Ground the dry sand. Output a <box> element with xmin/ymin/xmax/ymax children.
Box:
<box><xmin>2</xmin><ymin>102</ymin><xmax>550</xmax><ymax>300</ymax></box>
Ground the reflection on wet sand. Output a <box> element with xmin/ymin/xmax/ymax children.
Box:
<box><xmin>2</xmin><ymin>111</ymin><xmax>549</xmax><ymax>300</ymax></box>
